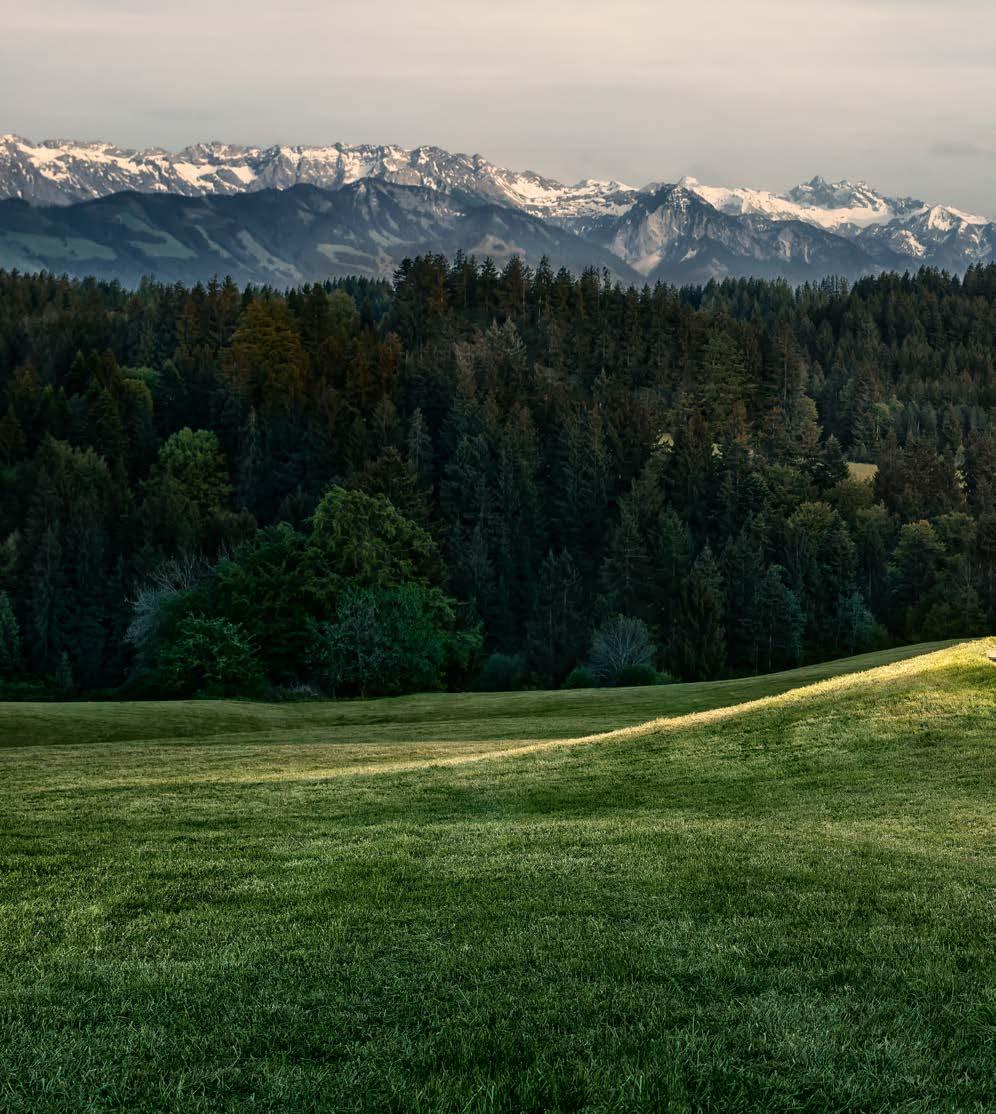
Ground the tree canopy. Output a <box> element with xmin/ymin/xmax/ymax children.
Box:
<box><xmin>0</xmin><ymin>260</ymin><xmax>993</xmax><ymax>697</ymax></box>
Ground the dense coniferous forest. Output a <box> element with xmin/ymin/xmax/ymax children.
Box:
<box><xmin>0</xmin><ymin>257</ymin><xmax>993</xmax><ymax>698</ymax></box>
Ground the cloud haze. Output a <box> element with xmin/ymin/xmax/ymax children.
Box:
<box><xmin>2</xmin><ymin>0</ymin><xmax>994</xmax><ymax>213</ymax></box>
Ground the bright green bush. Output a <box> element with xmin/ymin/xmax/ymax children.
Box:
<box><xmin>310</xmin><ymin>584</ymin><xmax>458</xmax><ymax>697</ymax></box>
<box><xmin>563</xmin><ymin>665</ymin><xmax>595</xmax><ymax>689</ymax></box>
<box><xmin>476</xmin><ymin>653</ymin><xmax>527</xmax><ymax>692</ymax></box>
<box><xmin>305</xmin><ymin>486</ymin><xmax>442</xmax><ymax>610</ymax></box>
<box><xmin>157</xmin><ymin>615</ymin><xmax>264</xmax><ymax>697</ymax></box>
<box><xmin>210</xmin><ymin>524</ymin><xmax>313</xmax><ymax>682</ymax></box>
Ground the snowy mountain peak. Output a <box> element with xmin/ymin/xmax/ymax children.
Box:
<box><xmin>785</xmin><ymin>176</ymin><xmax>892</xmax><ymax>213</ymax></box>
<box><xmin>921</xmin><ymin>203</ymin><xmax>989</xmax><ymax>231</ymax></box>
<box><xmin>679</xmin><ymin>176</ymin><xmax>897</xmax><ymax>232</ymax></box>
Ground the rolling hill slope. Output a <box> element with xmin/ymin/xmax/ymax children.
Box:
<box><xmin>0</xmin><ymin>639</ymin><xmax>993</xmax><ymax>1111</ymax></box>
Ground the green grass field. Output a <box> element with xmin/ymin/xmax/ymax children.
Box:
<box><xmin>1</xmin><ymin>640</ymin><xmax>993</xmax><ymax>1112</ymax></box>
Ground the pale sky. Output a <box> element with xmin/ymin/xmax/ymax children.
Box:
<box><xmin>2</xmin><ymin>0</ymin><xmax>995</xmax><ymax>214</ymax></box>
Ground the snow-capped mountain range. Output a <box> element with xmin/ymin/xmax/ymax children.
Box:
<box><xmin>0</xmin><ymin>133</ymin><xmax>992</xmax><ymax>286</ymax></box>
<box><xmin>0</xmin><ymin>134</ymin><xmax>637</xmax><ymax>222</ymax></box>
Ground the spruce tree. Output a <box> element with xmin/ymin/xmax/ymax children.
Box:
<box><xmin>526</xmin><ymin>550</ymin><xmax>585</xmax><ymax>684</ymax></box>
<box><xmin>672</xmin><ymin>546</ymin><xmax>726</xmax><ymax>681</ymax></box>
<box><xmin>750</xmin><ymin>565</ymin><xmax>803</xmax><ymax>673</ymax></box>
<box><xmin>0</xmin><ymin>591</ymin><xmax>21</xmax><ymax>678</ymax></box>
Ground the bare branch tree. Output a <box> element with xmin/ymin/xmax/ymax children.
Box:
<box><xmin>589</xmin><ymin>615</ymin><xmax>655</xmax><ymax>683</ymax></box>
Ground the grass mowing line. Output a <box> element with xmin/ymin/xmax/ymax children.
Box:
<box><xmin>345</xmin><ymin>638</ymin><xmax>993</xmax><ymax>776</ymax></box>
<box><xmin>57</xmin><ymin>638</ymin><xmax>989</xmax><ymax>790</ymax></box>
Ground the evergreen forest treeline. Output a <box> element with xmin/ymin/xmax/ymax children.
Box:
<box><xmin>0</xmin><ymin>257</ymin><xmax>993</xmax><ymax>698</ymax></box>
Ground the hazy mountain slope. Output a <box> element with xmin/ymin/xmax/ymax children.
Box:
<box><xmin>586</xmin><ymin>184</ymin><xmax>889</xmax><ymax>284</ymax></box>
<box><xmin>858</xmin><ymin>204</ymin><xmax>995</xmax><ymax>270</ymax></box>
<box><xmin>0</xmin><ymin>181</ymin><xmax>641</xmax><ymax>286</ymax></box>
<box><xmin>677</xmin><ymin>174</ymin><xmax>915</xmax><ymax>232</ymax></box>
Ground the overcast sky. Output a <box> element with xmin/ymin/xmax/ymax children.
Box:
<box><xmin>2</xmin><ymin>0</ymin><xmax>995</xmax><ymax>214</ymax></box>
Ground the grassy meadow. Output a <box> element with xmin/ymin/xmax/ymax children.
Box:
<box><xmin>0</xmin><ymin>639</ymin><xmax>993</xmax><ymax>1111</ymax></box>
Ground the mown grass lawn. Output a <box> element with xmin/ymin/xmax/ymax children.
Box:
<box><xmin>0</xmin><ymin>640</ymin><xmax>993</xmax><ymax>1112</ymax></box>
